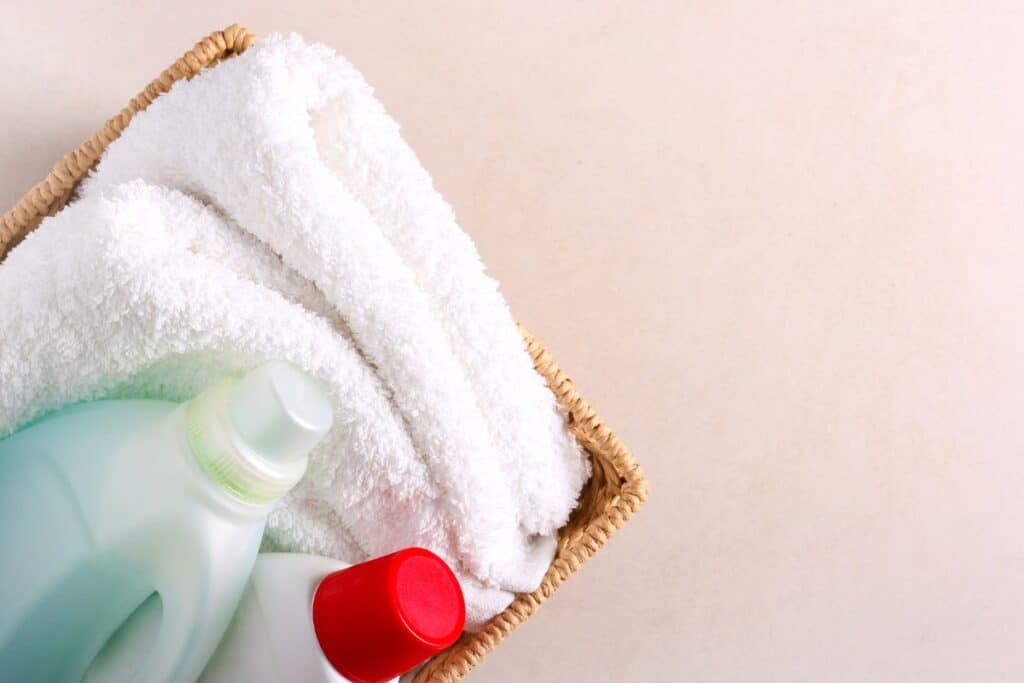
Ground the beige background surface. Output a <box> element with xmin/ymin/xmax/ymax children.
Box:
<box><xmin>4</xmin><ymin>2</ymin><xmax>1024</xmax><ymax>680</ymax></box>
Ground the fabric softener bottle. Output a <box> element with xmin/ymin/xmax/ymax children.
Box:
<box><xmin>0</xmin><ymin>361</ymin><xmax>333</xmax><ymax>683</ymax></box>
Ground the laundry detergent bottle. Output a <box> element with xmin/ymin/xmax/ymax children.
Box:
<box><xmin>199</xmin><ymin>549</ymin><xmax>466</xmax><ymax>683</ymax></box>
<box><xmin>0</xmin><ymin>361</ymin><xmax>334</xmax><ymax>683</ymax></box>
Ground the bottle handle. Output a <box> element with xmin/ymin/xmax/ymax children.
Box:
<box><xmin>128</xmin><ymin>563</ymin><xmax>243</xmax><ymax>683</ymax></box>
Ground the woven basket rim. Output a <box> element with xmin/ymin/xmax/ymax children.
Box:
<box><xmin>0</xmin><ymin>24</ymin><xmax>649</xmax><ymax>681</ymax></box>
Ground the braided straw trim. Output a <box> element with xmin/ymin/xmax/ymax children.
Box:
<box><xmin>0</xmin><ymin>24</ymin><xmax>256</xmax><ymax>259</ymax></box>
<box><xmin>0</xmin><ymin>27</ymin><xmax>649</xmax><ymax>680</ymax></box>
<box><xmin>413</xmin><ymin>325</ymin><xmax>649</xmax><ymax>681</ymax></box>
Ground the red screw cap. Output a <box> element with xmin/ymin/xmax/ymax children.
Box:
<box><xmin>312</xmin><ymin>547</ymin><xmax>466</xmax><ymax>683</ymax></box>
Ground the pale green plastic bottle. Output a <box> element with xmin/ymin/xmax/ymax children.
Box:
<box><xmin>0</xmin><ymin>362</ymin><xmax>334</xmax><ymax>683</ymax></box>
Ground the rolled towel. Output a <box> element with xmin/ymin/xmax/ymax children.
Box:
<box><xmin>0</xmin><ymin>34</ymin><xmax>588</xmax><ymax>627</ymax></box>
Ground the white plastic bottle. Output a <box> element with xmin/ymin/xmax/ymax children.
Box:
<box><xmin>200</xmin><ymin>549</ymin><xmax>466</xmax><ymax>683</ymax></box>
<box><xmin>0</xmin><ymin>361</ymin><xmax>334</xmax><ymax>683</ymax></box>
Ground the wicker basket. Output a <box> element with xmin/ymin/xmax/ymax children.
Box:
<box><xmin>0</xmin><ymin>24</ymin><xmax>649</xmax><ymax>681</ymax></box>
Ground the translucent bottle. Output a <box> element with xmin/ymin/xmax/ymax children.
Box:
<box><xmin>0</xmin><ymin>362</ymin><xmax>333</xmax><ymax>683</ymax></box>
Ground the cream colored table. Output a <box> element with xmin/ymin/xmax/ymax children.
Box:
<box><xmin>4</xmin><ymin>2</ymin><xmax>1024</xmax><ymax>681</ymax></box>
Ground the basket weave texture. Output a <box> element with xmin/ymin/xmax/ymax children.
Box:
<box><xmin>0</xmin><ymin>25</ymin><xmax>649</xmax><ymax>681</ymax></box>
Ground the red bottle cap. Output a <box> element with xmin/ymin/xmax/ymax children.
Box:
<box><xmin>312</xmin><ymin>547</ymin><xmax>466</xmax><ymax>683</ymax></box>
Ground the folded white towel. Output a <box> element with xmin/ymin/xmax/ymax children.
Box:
<box><xmin>0</xmin><ymin>34</ymin><xmax>588</xmax><ymax>627</ymax></box>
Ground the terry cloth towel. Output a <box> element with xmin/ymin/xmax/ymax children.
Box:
<box><xmin>0</xmin><ymin>33</ymin><xmax>588</xmax><ymax>628</ymax></box>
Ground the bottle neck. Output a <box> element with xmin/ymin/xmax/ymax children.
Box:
<box><xmin>183</xmin><ymin>377</ymin><xmax>309</xmax><ymax>507</ymax></box>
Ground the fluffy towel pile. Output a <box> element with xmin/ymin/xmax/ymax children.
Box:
<box><xmin>0</xmin><ymin>34</ymin><xmax>588</xmax><ymax>627</ymax></box>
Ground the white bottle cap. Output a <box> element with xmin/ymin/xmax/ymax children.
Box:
<box><xmin>228</xmin><ymin>361</ymin><xmax>334</xmax><ymax>465</ymax></box>
<box><xmin>185</xmin><ymin>362</ymin><xmax>334</xmax><ymax>506</ymax></box>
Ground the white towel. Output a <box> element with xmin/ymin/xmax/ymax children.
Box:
<box><xmin>0</xmin><ymin>34</ymin><xmax>588</xmax><ymax>627</ymax></box>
